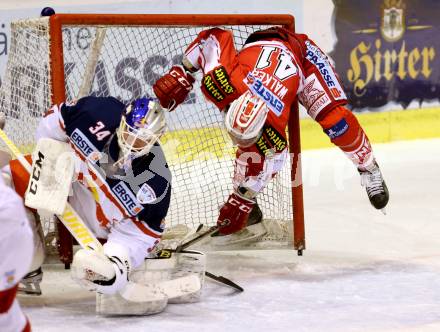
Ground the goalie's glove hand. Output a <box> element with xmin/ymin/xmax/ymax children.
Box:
<box><xmin>217</xmin><ymin>192</ymin><xmax>255</xmax><ymax>235</ymax></box>
<box><xmin>153</xmin><ymin>65</ymin><xmax>195</xmax><ymax>111</ymax></box>
<box><xmin>71</xmin><ymin>243</ymin><xmax>131</xmax><ymax>295</ymax></box>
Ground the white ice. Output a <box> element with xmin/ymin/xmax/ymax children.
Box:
<box><xmin>20</xmin><ymin>138</ymin><xmax>440</xmax><ymax>332</ymax></box>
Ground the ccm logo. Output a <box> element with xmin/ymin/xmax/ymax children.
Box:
<box><xmin>28</xmin><ymin>151</ymin><xmax>45</xmax><ymax>195</ymax></box>
<box><xmin>228</xmin><ymin>197</ymin><xmax>252</xmax><ymax>213</ymax></box>
<box><xmin>170</xmin><ymin>69</ymin><xmax>192</xmax><ymax>91</ymax></box>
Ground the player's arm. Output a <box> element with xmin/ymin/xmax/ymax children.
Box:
<box><xmin>35</xmin><ymin>103</ymin><xmax>69</xmax><ymax>142</ymax></box>
<box><xmin>216</xmin><ymin>148</ymin><xmax>288</xmax><ymax>235</ymax></box>
<box><xmin>153</xmin><ymin>28</ymin><xmax>238</xmax><ymax>111</ymax></box>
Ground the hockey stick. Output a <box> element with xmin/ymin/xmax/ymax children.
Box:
<box><xmin>175</xmin><ymin>224</ymin><xmax>220</xmax><ymax>252</ymax></box>
<box><xmin>0</xmin><ymin>129</ymin><xmax>200</xmax><ymax>302</ymax></box>
<box><xmin>205</xmin><ymin>271</ymin><xmax>243</xmax><ymax>292</ymax></box>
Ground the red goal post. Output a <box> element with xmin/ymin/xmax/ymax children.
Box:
<box><xmin>2</xmin><ymin>13</ymin><xmax>305</xmax><ymax>264</ymax></box>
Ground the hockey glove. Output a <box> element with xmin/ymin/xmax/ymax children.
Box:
<box><xmin>217</xmin><ymin>192</ymin><xmax>255</xmax><ymax>235</ymax></box>
<box><xmin>153</xmin><ymin>65</ymin><xmax>195</xmax><ymax>111</ymax></box>
<box><xmin>71</xmin><ymin>243</ymin><xmax>131</xmax><ymax>295</ymax></box>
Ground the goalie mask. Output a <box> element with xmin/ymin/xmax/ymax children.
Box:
<box><xmin>116</xmin><ymin>98</ymin><xmax>166</xmax><ymax>165</ymax></box>
<box><xmin>225</xmin><ymin>91</ymin><xmax>269</xmax><ymax>148</ymax></box>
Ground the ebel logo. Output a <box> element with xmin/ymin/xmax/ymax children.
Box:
<box><xmin>112</xmin><ymin>181</ymin><xmax>144</xmax><ymax>216</ymax></box>
<box><xmin>245</xmin><ymin>74</ymin><xmax>284</xmax><ymax>116</ymax></box>
<box><xmin>71</xmin><ymin>128</ymin><xmax>99</xmax><ymax>161</ymax></box>
<box><xmin>4</xmin><ymin>270</ymin><xmax>16</xmax><ymax>286</ymax></box>
<box><xmin>325</xmin><ymin>118</ymin><xmax>349</xmax><ymax>139</ymax></box>
<box><xmin>136</xmin><ymin>183</ymin><xmax>157</xmax><ymax>204</ymax></box>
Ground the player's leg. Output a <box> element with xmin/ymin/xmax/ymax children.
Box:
<box><xmin>0</xmin><ymin>198</ymin><xmax>34</xmax><ymax>332</ymax></box>
<box><xmin>2</xmin><ymin>163</ymin><xmax>46</xmax><ymax>295</ymax></box>
<box><xmin>19</xmin><ymin>210</ymin><xmax>45</xmax><ymax>295</ymax></box>
<box><xmin>299</xmin><ymin>38</ymin><xmax>389</xmax><ymax>211</ymax></box>
<box><xmin>0</xmin><ymin>286</ymin><xmax>31</xmax><ymax>332</ymax></box>
<box><xmin>316</xmin><ymin>106</ymin><xmax>389</xmax><ymax>210</ymax></box>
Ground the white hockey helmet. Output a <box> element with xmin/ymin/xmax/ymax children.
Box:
<box><xmin>225</xmin><ymin>90</ymin><xmax>269</xmax><ymax>148</ymax></box>
<box><xmin>116</xmin><ymin>98</ymin><xmax>166</xmax><ymax>165</ymax></box>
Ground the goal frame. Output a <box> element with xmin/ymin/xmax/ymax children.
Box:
<box><xmin>44</xmin><ymin>13</ymin><xmax>305</xmax><ymax>264</ymax></box>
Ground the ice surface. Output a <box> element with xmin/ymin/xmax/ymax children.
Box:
<box><xmin>19</xmin><ymin>139</ymin><xmax>440</xmax><ymax>332</ymax></box>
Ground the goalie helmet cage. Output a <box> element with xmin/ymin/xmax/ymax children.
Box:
<box><xmin>1</xmin><ymin>13</ymin><xmax>305</xmax><ymax>265</ymax></box>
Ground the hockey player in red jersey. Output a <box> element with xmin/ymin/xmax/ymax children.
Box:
<box><xmin>153</xmin><ymin>27</ymin><xmax>389</xmax><ymax>235</ymax></box>
<box><xmin>0</xmin><ymin>116</ymin><xmax>33</xmax><ymax>332</ymax></box>
<box><xmin>0</xmin><ymin>175</ymin><xmax>33</xmax><ymax>332</ymax></box>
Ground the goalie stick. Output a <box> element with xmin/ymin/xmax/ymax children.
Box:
<box><xmin>175</xmin><ymin>226</ymin><xmax>244</xmax><ymax>292</ymax></box>
<box><xmin>0</xmin><ymin>129</ymin><xmax>200</xmax><ymax>302</ymax></box>
<box><xmin>205</xmin><ymin>271</ymin><xmax>243</xmax><ymax>292</ymax></box>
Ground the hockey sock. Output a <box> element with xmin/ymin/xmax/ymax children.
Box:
<box><xmin>0</xmin><ymin>285</ymin><xmax>18</xmax><ymax>313</ymax></box>
<box><xmin>317</xmin><ymin>105</ymin><xmax>374</xmax><ymax>169</ymax></box>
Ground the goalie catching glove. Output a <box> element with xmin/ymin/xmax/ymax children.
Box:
<box><xmin>71</xmin><ymin>242</ymin><xmax>131</xmax><ymax>295</ymax></box>
<box><xmin>153</xmin><ymin>65</ymin><xmax>195</xmax><ymax>111</ymax></box>
<box><xmin>217</xmin><ymin>192</ymin><xmax>256</xmax><ymax>235</ymax></box>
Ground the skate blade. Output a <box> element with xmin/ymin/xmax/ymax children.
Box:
<box><xmin>18</xmin><ymin>268</ymin><xmax>43</xmax><ymax>296</ymax></box>
<box><xmin>18</xmin><ymin>284</ymin><xmax>42</xmax><ymax>296</ymax></box>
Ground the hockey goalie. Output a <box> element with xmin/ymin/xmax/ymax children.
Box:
<box><xmin>3</xmin><ymin>97</ymin><xmax>205</xmax><ymax>315</ymax></box>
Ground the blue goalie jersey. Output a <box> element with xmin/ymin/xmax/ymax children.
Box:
<box><xmin>52</xmin><ymin>96</ymin><xmax>172</xmax><ymax>237</ymax></box>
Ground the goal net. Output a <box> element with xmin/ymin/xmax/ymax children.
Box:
<box><xmin>0</xmin><ymin>14</ymin><xmax>305</xmax><ymax>262</ymax></box>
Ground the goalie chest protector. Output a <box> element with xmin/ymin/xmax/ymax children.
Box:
<box><xmin>60</xmin><ymin>96</ymin><xmax>171</xmax><ymax>233</ymax></box>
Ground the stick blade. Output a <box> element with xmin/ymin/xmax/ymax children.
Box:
<box><xmin>205</xmin><ymin>271</ymin><xmax>244</xmax><ymax>292</ymax></box>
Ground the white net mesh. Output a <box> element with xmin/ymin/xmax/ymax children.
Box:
<box><xmin>0</xmin><ymin>17</ymin><xmax>294</xmax><ymax>251</ymax></box>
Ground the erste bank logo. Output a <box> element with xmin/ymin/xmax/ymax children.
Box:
<box><xmin>112</xmin><ymin>181</ymin><xmax>144</xmax><ymax>216</ymax></box>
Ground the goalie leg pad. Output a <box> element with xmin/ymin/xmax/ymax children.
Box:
<box><xmin>169</xmin><ymin>250</ymin><xmax>206</xmax><ymax>304</ymax></box>
<box><xmin>71</xmin><ymin>244</ymin><xmax>131</xmax><ymax>295</ymax></box>
<box><xmin>97</xmin><ymin>254</ymin><xmax>173</xmax><ymax>315</ymax></box>
<box><xmin>96</xmin><ymin>292</ymin><xmax>168</xmax><ymax>316</ymax></box>
<box><xmin>120</xmin><ymin>250</ymin><xmax>206</xmax><ymax>305</ymax></box>
<box><xmin>96</xmin><ymin>251</ymin><xmax>206</xmax><ymax>315</ymax></box>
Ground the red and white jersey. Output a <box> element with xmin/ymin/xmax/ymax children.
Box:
<box><xmin>0</xmin><ymin>175</ymin><xmax>33</xmax><ymax>332</ymax></box>
<box><xmin>0</xmin><ymin>174</ymin><xmax>33</xmax><ymax>287</ymax></box>
<box><xmin>184</xmin><ymin>27</ymin><xmax>348</xmax><ymax>193</ymax></box>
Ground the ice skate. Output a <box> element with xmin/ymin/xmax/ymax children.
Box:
<box><xmin>359</xmin><ymin>161</ymin><xmax>389</xmax><ymax>213</ymax></box>
<box><xmin>18</xmin><ymin>267</ymin><xmax>43</xmax><ymax>295</ymax></box>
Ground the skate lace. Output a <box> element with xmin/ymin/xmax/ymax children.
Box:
<box><xmin>361</xmin><ymin>169</ymin><xmax>385</xmax><ymax>197</ymax></box>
